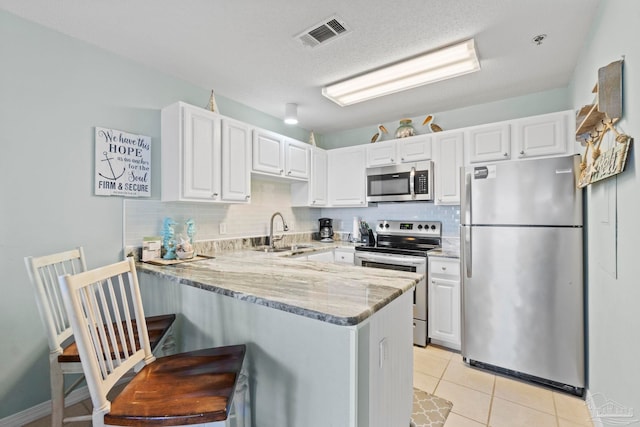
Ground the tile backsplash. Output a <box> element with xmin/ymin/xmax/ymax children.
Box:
<box><xmin>124</xmin><ymin>179</ymin><xmax>322</xmax><ymax>247</ymax></box>
<box><xmin>321</xmin><ymin>202</ymin><xmax>460</xmax><ymax>237</ymax></box>
<box><xmin>124</xmin><ymin>179</ymin><xmax>460</xmax><ymax>248</ymax></box>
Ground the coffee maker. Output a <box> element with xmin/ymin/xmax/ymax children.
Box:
<box><xmin>318</xmin><ymin>218</ymin><xmax>333</xmax><ymax>242</ymax></box>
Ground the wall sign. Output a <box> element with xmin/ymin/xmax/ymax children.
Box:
<box><xmin>94</xmin><ymin>127</ymin><xmax>151</xmax><ymax>197</ymax></box>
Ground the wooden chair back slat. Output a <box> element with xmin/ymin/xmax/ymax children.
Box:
<box><xmin>58</xmin><ymin>258</ymin><xmax>154</xmax><ymax>414</ymax></box>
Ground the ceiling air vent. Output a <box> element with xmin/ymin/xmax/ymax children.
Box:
<box><xmin>296</xmin><ymin>16</ymin><xmax>350</xmax><ymax>48</ymax></box>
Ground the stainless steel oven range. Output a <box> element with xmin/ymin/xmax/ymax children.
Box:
<box><xmin>354</xmin><ymin>220</ymin><xmax>442</xmax><ymax>347</ymax></box>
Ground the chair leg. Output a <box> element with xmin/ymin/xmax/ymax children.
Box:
<box><xmin>231</xmin><ymin>371</ymin><xmax>250</xmax><ymax>427</ymax></box>
<box><xmin>50</xmin><ymin>356</ymin><xmax>64</xmax><ymax>427</ymax></box>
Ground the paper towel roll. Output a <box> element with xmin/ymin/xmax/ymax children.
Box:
<box><xmin>352</xmin><ymin>217</ymin><xmax>361</xmax><ymax>241</ymax></box>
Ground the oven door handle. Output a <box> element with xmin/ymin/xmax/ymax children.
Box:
<box><xmin>409</xmin><ymin>167</ymin><xmax>416</xmax><ymax>199</ymax></box>
<box><xmin>356</xmin><ymin>254</ymin><xmax>425</xmax><ymax>266</ymax></box>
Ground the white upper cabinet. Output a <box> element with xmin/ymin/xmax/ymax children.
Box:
<box><xmin>221</xmin><ymin>118</ymin><xmax>251</xmax><ymax>202</ymax></box>
<box><xmin>328</xmin><ymin>145</ymin><xmax>367</xmax><ymax>207</ymax></box>
<box><xmin>366</xmin><ymin>134</ymin><xmax>433</xmax><ymax>167</ymax></box>
<box><xmin>513</xmin><ymin>111</ymin><xmax>571</xmax><ymax>159</ymax></box>
<box><xmin>285</xmin><ymin>139</ymin><xmax>310</xmax><ymax>179</ymax></box>
<box><xmin>366</xmin><ymin>141</ymin><xmax>397</xmax><ymax>167</ymax></box>
<box><xmin>398</xmin><ymin>134</ymin><xmax>433</xmax><ymax>163</ymax></box>
<box><xmin>434</xmin><ymin>131</ymin><xmax>464</xmax><ymax>205</ymax></box>
<box><xmin>466</xmin><ymin>123</ymin><xmax>511</xmax><ymax>164</ymax></box>
<box><xmin>161</xmin><ymin>102</ymin><xmax>249</xmax><ymax>203</ymax></box>
<box><xmin>252</xmin><ymin>128</ymin><xmax>309</xmax><ymax>180</ymax></box>
<box><xmin>252</xmin><ymin>129</ymin><xmax>284</xmax><ymax>175</ymax></box>
<box><xmin>291</xmin><ymin>147</ymin><xmax>328</xmax><ymax>207</ymax></box>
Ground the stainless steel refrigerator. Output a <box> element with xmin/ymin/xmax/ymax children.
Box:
<box><xmin>460</xmin><ymin>154</ymin><xmax>584</xmax><ymax>396</ymax></box>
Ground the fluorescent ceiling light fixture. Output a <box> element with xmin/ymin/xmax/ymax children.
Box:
<box><xmin>322</xmin><ymin>39</ymin><xmax>480</xmax><ymax>106</ymax></box>
<box><xmin>284</xmin><ymin>103</ymin><xmax>298</xmax><ymax>125</ymax></box>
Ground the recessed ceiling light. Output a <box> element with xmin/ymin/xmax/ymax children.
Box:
<box><xmin>322</xmin><ymin>39</ymin><xmax>481</xmax><ymax>106</ymax></box>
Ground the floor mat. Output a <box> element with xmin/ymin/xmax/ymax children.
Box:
<box><xmin>411</xmin><ymin>387</ymin><xmax>453</xmax><ymax>427</ymax></box>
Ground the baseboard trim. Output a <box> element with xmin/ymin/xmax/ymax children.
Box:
<box><xmin>0</xmin><ymin>385</ymin><xmax>91</xmax><ymax>427</ymax></box>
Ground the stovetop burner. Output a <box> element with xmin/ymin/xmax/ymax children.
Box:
<box><xmin>356</xmin><ymin>220</ymin><xmax>442</xmax><ymax>256</ymax></box>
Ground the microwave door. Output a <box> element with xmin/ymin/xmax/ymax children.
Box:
<box><xmin>367</xmin><ymin>172</ymin><xmax>410</xmax><ymax>202</ymax></box>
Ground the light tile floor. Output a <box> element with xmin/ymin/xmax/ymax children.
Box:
<box><xmin>414</xmin><ymin>345</ymin><xmax>594</xmax><ymax>427</ymax></box>
<box><xmin>26</xmin><ymin>345</ymin><xmax>593</xmax><ymax>427</ymax></box>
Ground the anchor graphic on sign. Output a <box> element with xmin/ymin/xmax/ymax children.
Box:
<box><xmin>98</xmin><ymin>151</ymin><xmax>125</xmax><ymax>180</ymax></box>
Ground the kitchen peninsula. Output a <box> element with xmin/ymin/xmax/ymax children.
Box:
<box><xmin>136</xmin><ymin>248</ymin><xmax>420</xmax><ymax>427</ymax></box>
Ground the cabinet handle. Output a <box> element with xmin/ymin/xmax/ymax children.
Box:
<box><xmin>401</xmin><ymin>157</ymin><xmax>405</xmax><ymax>162</ymax></box>
<box><xmin>287</xmin><ymin>170</ymin><xmax>292</xmax><ymax>175</ymax></box>
<box><xmin>212</xmin><ymin>192</ymin><xmax>219</xmax><ymax>198</ymax></box>
<box><xmin>245</xmin><ymin>195</ymin><xmax>251</xmax><ymax>200</ymax></box>
<box><xmin>441</xmin><ymin>266</ymin><xmax>447</xmax><ymax>270</ymax></box>
<box><xmin>312</xmin><ymin>200</ymin><xmax>316</xmax><ymax>204</ymax></box>
<box><xmin>360</xmin><ymin>200</ymin><xmax>364</xmax><ymax>204</ymax></box>
<box><xmin>280</xmin><ymin>169</ymin><xmax>284</xmax><ymax>174</ymax></box>
<box><xmin>520</xmin><ymin>150</ymin><xmax>525</xmax><ymax>155</ymax></box>
<box><xmin>390</xmin><ymin>158</ymin><xmax>395</xmax><ymax>163</ymax></box>
<box><xmin>503</xmin><ymin>152</ymin><xmax>508</xmax><ymax>157</ymax></box>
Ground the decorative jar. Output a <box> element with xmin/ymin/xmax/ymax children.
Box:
<box><xmin>395</xmin><ymin>119</ymin><xmax>416</xmax><ymax>138</ymax></box>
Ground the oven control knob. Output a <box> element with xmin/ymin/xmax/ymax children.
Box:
<box><xmin>417</xmin><ymin>224</ymin><xmax>423</xmax><ymax>230</ymax></box>
<box><xmin>430</xmin><ymin>225</ymin><xmax>436</xmax><ymax>230</ymax></box>
<box><xmin>385</xmin><ymin>223</ymin><xmax>390</xmax><ymax>228</ymax></box>
<box><xmin>379</xmin><ymin>223</ymin><xmax>384</xmax><ymax>229</ymax></box>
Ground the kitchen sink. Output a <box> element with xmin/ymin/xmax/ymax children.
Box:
<box><xmin>255</xmin><ymin>244</ymin><xmax>313</xmax><ymax>253</ymax></box>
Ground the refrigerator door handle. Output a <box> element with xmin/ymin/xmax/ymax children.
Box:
<box><xmin>464</xmin><ymin>171</ymin><xmax>472</xmax><ymax>224</ymax></box>
<box><xmin>464</xmin><ymin>226</ymin><xmax>472</xmax><ymax>278</ymax></box>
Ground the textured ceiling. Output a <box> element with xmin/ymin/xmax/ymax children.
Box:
<box><xmin>0</xmin><ymin>0</ymin><xmax>601</xmax><ymax>133</ymax></box>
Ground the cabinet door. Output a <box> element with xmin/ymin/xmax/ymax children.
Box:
<box><xmin>253</xmin><ymin>129</ymin><xmax>284</xmax><ymax>175</ymax></box>
<box><xmin>467</xmin><ymin>124</ymin><xmax>510</xmax><ymax>164</ymax></box>
<box><xmin>285</xmin><ymin>140</ymin><xmax>310</xmax><ymax>179</ymax></box>
<box><xmin>334</xmin><ymin>249</ymin><xmax>355</xmax><ymax>264</ymax></box>
<box><xmin>182</xmin><ymin>105</ymin><xmax>222</xmax><ymax>200</ymax></box>
<box><xmin>434</xmin><ymin>132</ymin><xmax>464</xmax><ymax>205</ymax></box>
<box><xmin>429</xmin><ymin>277</ymin><xmax>461</xmax><ymax>349</ymax></box>
<box><xmin>398</xmin><ymin>134</ymin><xmax>432</xmax><ymax>162</ymax></box>
<box><xmin>221</xmin><ymin>118</ymin><xmax>251</xmax><ymax>202</ymax></box>
<box><xmin>366</xmin><ymin>141</ymin><xmax>397</xmax><ymax>167</ymax></box>
<box><xmin>328</xmin><ymin>146</ymin><xmax>367</xmax><ymax>207</ymax></box>
<box><xmin>307</xmin><ymin>251</ymin><xmax>335</xmax><ymax>263</ymax></box>
<box><xmin>514</xmin><ymin>112</ymin><xmax>567</xmax><ymax>159</ymax></box>
<box><xmin>310</xmin><ymin>148</ymin><xmax>328</xmax><ymax>206</ymax></box>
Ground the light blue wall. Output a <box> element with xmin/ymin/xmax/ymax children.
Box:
<box><xmin>318</xmin><ymin>88</ymin><xmax>570</xmax><ymax>149</ymax></box>
<box><xmin>568</xmin><ymin>0</ymin><xmax>640</xmax><ymax>419</ymax></box>
<box><xmin>0</xmin><ymin>9</ymin><xmax>308</xmax><ymax>418</ymax></box>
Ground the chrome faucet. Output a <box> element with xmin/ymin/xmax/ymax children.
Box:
<box><xmin>269</xmin><ymin>212</ymin><xmax>289</xmax><ymax>249</ymax></box>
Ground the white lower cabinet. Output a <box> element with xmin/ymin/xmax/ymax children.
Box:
<box><xmin>328</xmin><ymin>145</ymin><xmax>367</xmax><ymax>207</ymax></box>
<box><xmin>428</xmin><ymin>257</ymin><xmax>461</xmax><ymax>350</ymax></box>
<box><xmin>306</xmin><ymin>250</ymin><xmax>335</xmax><ymax>263</ymax></box>
<box><xmin>334</xmin><ymin>247</ymin><xmax>355</xmax><ymax>264</ymax></box>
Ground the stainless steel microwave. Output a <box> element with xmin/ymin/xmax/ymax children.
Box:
<box><xmin>366</xmin><ymin>161</ymin><xmax>433</xmax><ymax>202</ymax></box>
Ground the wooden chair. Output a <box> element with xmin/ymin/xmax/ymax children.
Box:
<box><xmin>58</xmin><ymin>257</ymin><xmax>247</xmax><ymax>427</ymax></box>
<box><xmin>25</xmin><ymin>247</ymin><xmax>176</xmax><ymax>426</ymax></box>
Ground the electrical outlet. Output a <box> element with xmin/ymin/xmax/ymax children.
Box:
<box><xmin>219</xmin><ymin>223</ymin><xmax>227</xmax><ymax>235</ymax></box>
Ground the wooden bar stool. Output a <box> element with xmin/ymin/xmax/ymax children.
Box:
<box><xmin>25</xmin><ymin>247</ymin><xmax>176</xmax><ymax>426</ymax></box>
<box><xmin>58</xmin><ymin>257</ymin><xmax>247</xmax><ymax>427</ymax></box>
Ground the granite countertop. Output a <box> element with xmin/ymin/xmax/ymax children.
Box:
<box><xmin>427</xmin><ymin>248</ymin><xmax>460</xmax><ymax>259</ymax></box>
<box><xmin>137</xmin><ymin>245</ymin><xmax>420</xmax><ymax>327</ymax></box>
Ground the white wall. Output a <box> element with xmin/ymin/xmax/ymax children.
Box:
<box><xmin>568</xmin><ymin>0</ymin><xmax>640</xmax><ymax>419</ymax></box>
<box><xmin>0</xmin><ymin>9</ymin><xmax>310</xmax><ymax>418</ymax></box>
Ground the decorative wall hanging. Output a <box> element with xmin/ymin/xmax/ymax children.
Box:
<box><xmin>576</xmin><ymin>59</ymin><xmax>633</xmax><ymax>188</ymax></box>
<box><xmin>94</xmin><ymin>127</ymin><xmax>151</xmax><ymax>197</ymax></box>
